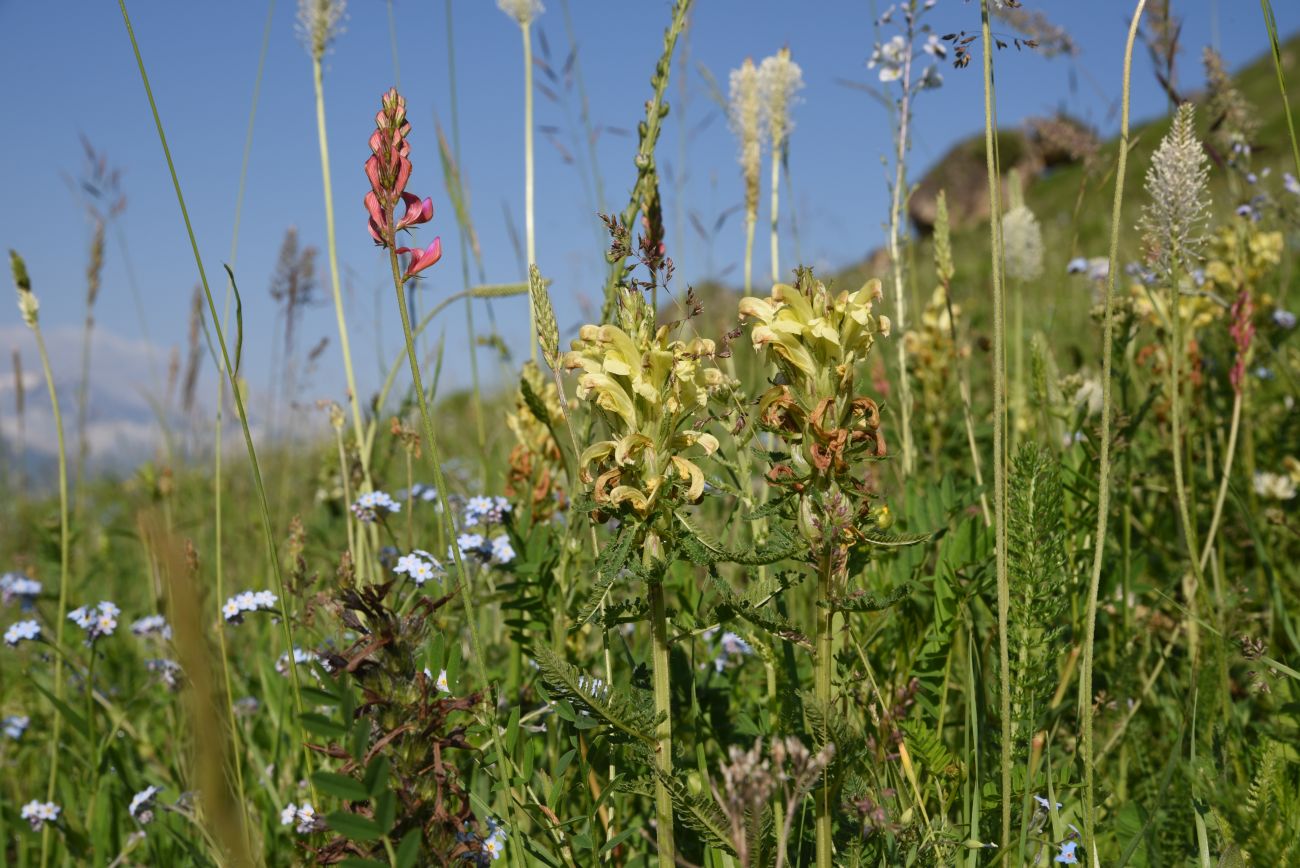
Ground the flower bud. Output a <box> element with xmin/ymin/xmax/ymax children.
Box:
<box><xmin>10</xmin><ymin>251</ymin><xmax>39</xmax><ymax>328</ymax></box>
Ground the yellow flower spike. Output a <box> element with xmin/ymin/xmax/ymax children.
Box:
<box><xmin>773</xmin><ymin>281</ymin><xmax>816</xmax><ymax>323</ymax></box>
<box><xmin>670</xmin><ymin>455</ymin><xmax>706</xmax><ymax>502</ymax></box>
<box><xmin>614</xmin><ymin>433</ymin><xmax>653</xmax><ymax>466</ymax></box>
<box><xmin>609</xmin><ymin>485</ymin><xmax>651</xmax><ymax>513</ymax></box>
<box><xmin>579</xmin><ymin>440</ymin><xmax>617</xmax><ymax>470</ymax></box>
<box><xmin>738</xmin><ymin>296</ymin><xmax>777</xmax><ymax>321</ymax></box>
<box><xmin>597</xmin><ymin>324</ymin><xmax>643</xmax><ymax>378</ymax></box>
<box><xmin>577</xmin><ymin>372</ymin><xmax>637</xmax><ymax>431</ymax></box>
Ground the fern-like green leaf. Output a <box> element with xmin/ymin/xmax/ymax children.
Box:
<box><xmin>572</xmin><ymin>522</ymin><xmax>639</xmax><ymax>628</ymax></box>
<box><xmin>674</xmin><ymin>510</ymin><xmax>804</xmax><ymax>566</ymax></box>
<box><xmin>650</xmin><ymin>769</ymin><xmax>737</xmax><ymax>855</ymax></box>
<box><xmin>533</xmin><ymin>645</ymin><xmax>659</xmax><ymax>747</ymax></box>
<box><xmin>704</xmin><ymin>567</ymin><xmax>809</xmax><ymax>647</ymax></box>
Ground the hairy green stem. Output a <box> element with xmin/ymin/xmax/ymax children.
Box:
<box><xmin>814</xmin><ymin>547</ymin><xmax>835</xmax><ymax>868</ymax></box>
<box><xmin>1080</xmin><ymin>1</ymin><xmax>1145</xmax><ymax>859</ymax></box>
<box><xmin>1168</xmin><ymin>264</ymin><xmax>1206</xmax><ymax>664</ymax></box>
<box><xmin>648</xmin><ymin>573</ymin><xmax>677</xmax><ymax>865</ymax></box>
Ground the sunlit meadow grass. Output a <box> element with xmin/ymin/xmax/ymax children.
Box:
<box><xmin>4</xmin><ymin>1</ymin><xmax>1300</xmax><ymax>866</ymax></box>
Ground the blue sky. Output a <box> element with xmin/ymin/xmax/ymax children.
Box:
<box><xmin>1</xmin><ymin>0</ymin><xmax>1297</xmax><ymax>461</ymax></box>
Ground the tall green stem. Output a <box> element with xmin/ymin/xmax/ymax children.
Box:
<box><xmin>744</xmin><ymin>211</ymin><xmax>756</xmax><ymax>294</ymax></box>
<box><xmin>311</xmin><ymin>54</ymin><xmax>376</xmax><ymax>577</ymax></box>
<box><xmin>814</xmin><ymin>547</ymin><xmax>835</xmax><ymax>868</ymax></box>
<box><xmin>1080</xmin><ymin>2</ymin><xmax>1145</xmax><ymax>859</ymax></box>
<box><xmin>522</xmin><ymin>20</ymin><xmax>538</xmax><ymax>364</ymax></box>
<box><xmin>384</xmin><ymin>247</ymin><xmax>524</xmax><ymax>839</ymax></box>
<box><xmin>977</xmin><ymin>1</ymin><xmax>1012</xmax><ymax>848</ymax></box>
<box><xmin>887</xmin><ymin>11</ymin><xmax>917</xmax><ymax>477</ymax></box>
<box><xmin>31</xmin><ymin>320</ymin><xmax>69</xmax><ymax>868</ymax></box>
<box><xmin>770</xmin><ymin>143</ymin><xmax>781</xmax><ymax>283</ymax></box>
<box><xmin>1168</xmin><ymin>264</ymin><xmax>1207</xmax><ymax>665</ymax></box>
<box><xmin>648</xmin><ymin>571</ymin><xmax>676</xmax><ymax>865</ymax></box>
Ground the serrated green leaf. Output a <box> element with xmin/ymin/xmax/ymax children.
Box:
<box><xmin>825</xmin><ymin>580</ymin><xmax>917</xmax><ymax>612</ymax></box>
<box><xmin>534</xmin><ymin>645</ymin><xmax>659</xmax><ymax>747</ymax></box>
<box><xmin>860</xmin><ymin>527</ymin><xmax>932</xmax><ymax>547</ymax></box>
<box><xmin>573</xmin><ymin>521</ymin><xmax>639</xmax><ymax>628</ymax></box>
<box><xmin>675</xmin><ymin>510</ymin><xmax>803</xmax><ymax>566</ymax></box>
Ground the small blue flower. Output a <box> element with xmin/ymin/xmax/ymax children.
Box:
<box><xmin>1255</xmin><ymin>366</ymin><xmax>1274</xmax><ymax>380</ymax></box>
<box><xmin>1034</xmin><ymin>795</ymin><xmax>1063</xmax><ymax>812</ymax></box>
<box><xmin>223</xmin><ymin>590</ymin><xmax>278</xmax><ymax>624</ymax></box>
<box><xmin>129</xmin><ymin>785</ymin><xmax>161</xmax><ymax>824</ymax></box>
<box><xmin>130</xmin><ymin>614</ymin><xmax>172</xmax><ymax>640</ymax></box>
<box><xmin>394</xmin><ymin>550</ymin><xmax>444</xmax><ymax>586</ymax></box>
<box><xmin>3</xmin><ymin>714</ymin><xmax>30</xmax><ymax>740</ymax></box>
<box><xmin>464</xmin><ymin>495</ymin><xmax>512</xmax><ymax>527</ymax></box>
<box><xmin>1066</xmin><ymin>257</ymin><xmax>1088</xmax><ymax>274</ymax></box>
<box><xmin>69</xmin><ymin>601</ymin><xmax>120</xmax><ymax>642</ymax></box>
<box><xmin>711</xmin><ymin>631</ymin><xmax>754</xmax><ymax>673</ymax></box>
<box><xmin>0</xmin><ymin>573</ymin><xmax>41</xmax><ymax>608</ymax></box>
<box><xmin>489</xmin><ymin>535</ymin><xmax>516</xmax><ymax>565</ymax></box>
<box><xmin>1055</xmin><ymin>840</ymin><xmax>1079</xmax><ymax>864</ymax></box>
<box><xmin>145</xmin><ymin>658</ymin><xmax>183</xmax><ymax>690</ymax></box>
<box><xmin>456</xmin><ymin>533</ymin><xmax>486</xmax><ymax>562</ymax></box>
<box><xmin>4</xmin><ymin>619</ymin><xmax>40</xmax><ymax>647</ymax></box>
<box><xmin>19</xmin><ymin>800</ymin><xmax>60</xmax><ymax>832</ymax></box>
<box><xmin>1284</xmin><ymin>172</ymin><xmax>1300</xmax><ymax>195</ymax></box>
<box><xmin>1274</xmin><ymin>308</ymin><xmax>1297</xmax><ymax>330</ymax></box>
<box><xmin>351</xmin><ymin>490</ymin><xmax>402</xmax><ymax>523</ymax></box>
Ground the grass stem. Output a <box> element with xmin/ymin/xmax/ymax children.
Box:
<box><xmin>1079</xmin><ymin>2</ymin><xmax>1146</xmax><ymax>859</ymax></box>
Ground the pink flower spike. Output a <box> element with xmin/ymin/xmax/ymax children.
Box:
<box><xmin>394</xmin><ymin>156</ymin><xmax>412</xmax><ymax>198</ymax></box>
<box><xmin>365</xmin><ymin>156</ymin><xmax>384</xmax><ymax>195</ymax></box>
<box><xmin>396</xmin><ymin>193</ymin><xmax>433</xmax><ymax>231</ymax></box>
<box><xmin>365</xmin><ymin>192</ymin><xmax>388</xmax><ymax>245</ymax></box>
<box><xmin>397</xmin><ymin>238</ymin><xmax>443</xmax><ymax>278</ymax></box>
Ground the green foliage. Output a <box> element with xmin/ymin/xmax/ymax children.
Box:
<box><xmin>1006</xmin><ymin>444</ymin><xmax>1068</xmax><ymax>757</ymax></box>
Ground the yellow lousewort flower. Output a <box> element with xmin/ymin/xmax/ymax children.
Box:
<box><xmin>904</xmin><ymin>286</ymin><xmax>963</xmax><ymax>438</ymax></box>
<box><xmin>564</xmin><ymin>316</ymin><xmax>731</xmax><ymax>518</ymax></box>
<box><xmin>741</xmin><ymin>268</ymin><xmax>889</xmax><ymax>489</ymax></box>
<box><xmin>1130</xmin><ymin>224</ymin><xmax>1283</xmax><ymax>336</ymax></box>
<box><xmin>506</xmin><ymin>362</ymin><xmax>567</xmax><ymax>520</ymax></box>
<box><xmin>739</xmin><ymin>270</ymin><xmax>888</xmax><ymax>401</ymax></box>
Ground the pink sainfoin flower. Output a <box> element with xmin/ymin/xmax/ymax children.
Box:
<box><xmin>364</xmin><ymin>88</ymin><xmax>441</xmax><ymax>279</ymax></box>
<box><xmin>1228</xmin><ymin>288</ymin><xmax>1255</xmax><ymax>395</ymax></box>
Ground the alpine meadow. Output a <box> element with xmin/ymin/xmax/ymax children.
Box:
<box><xmin>7</xmin><ymin>1</ymin><xmax>1300</xmax><ymax>866</ymax></box>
